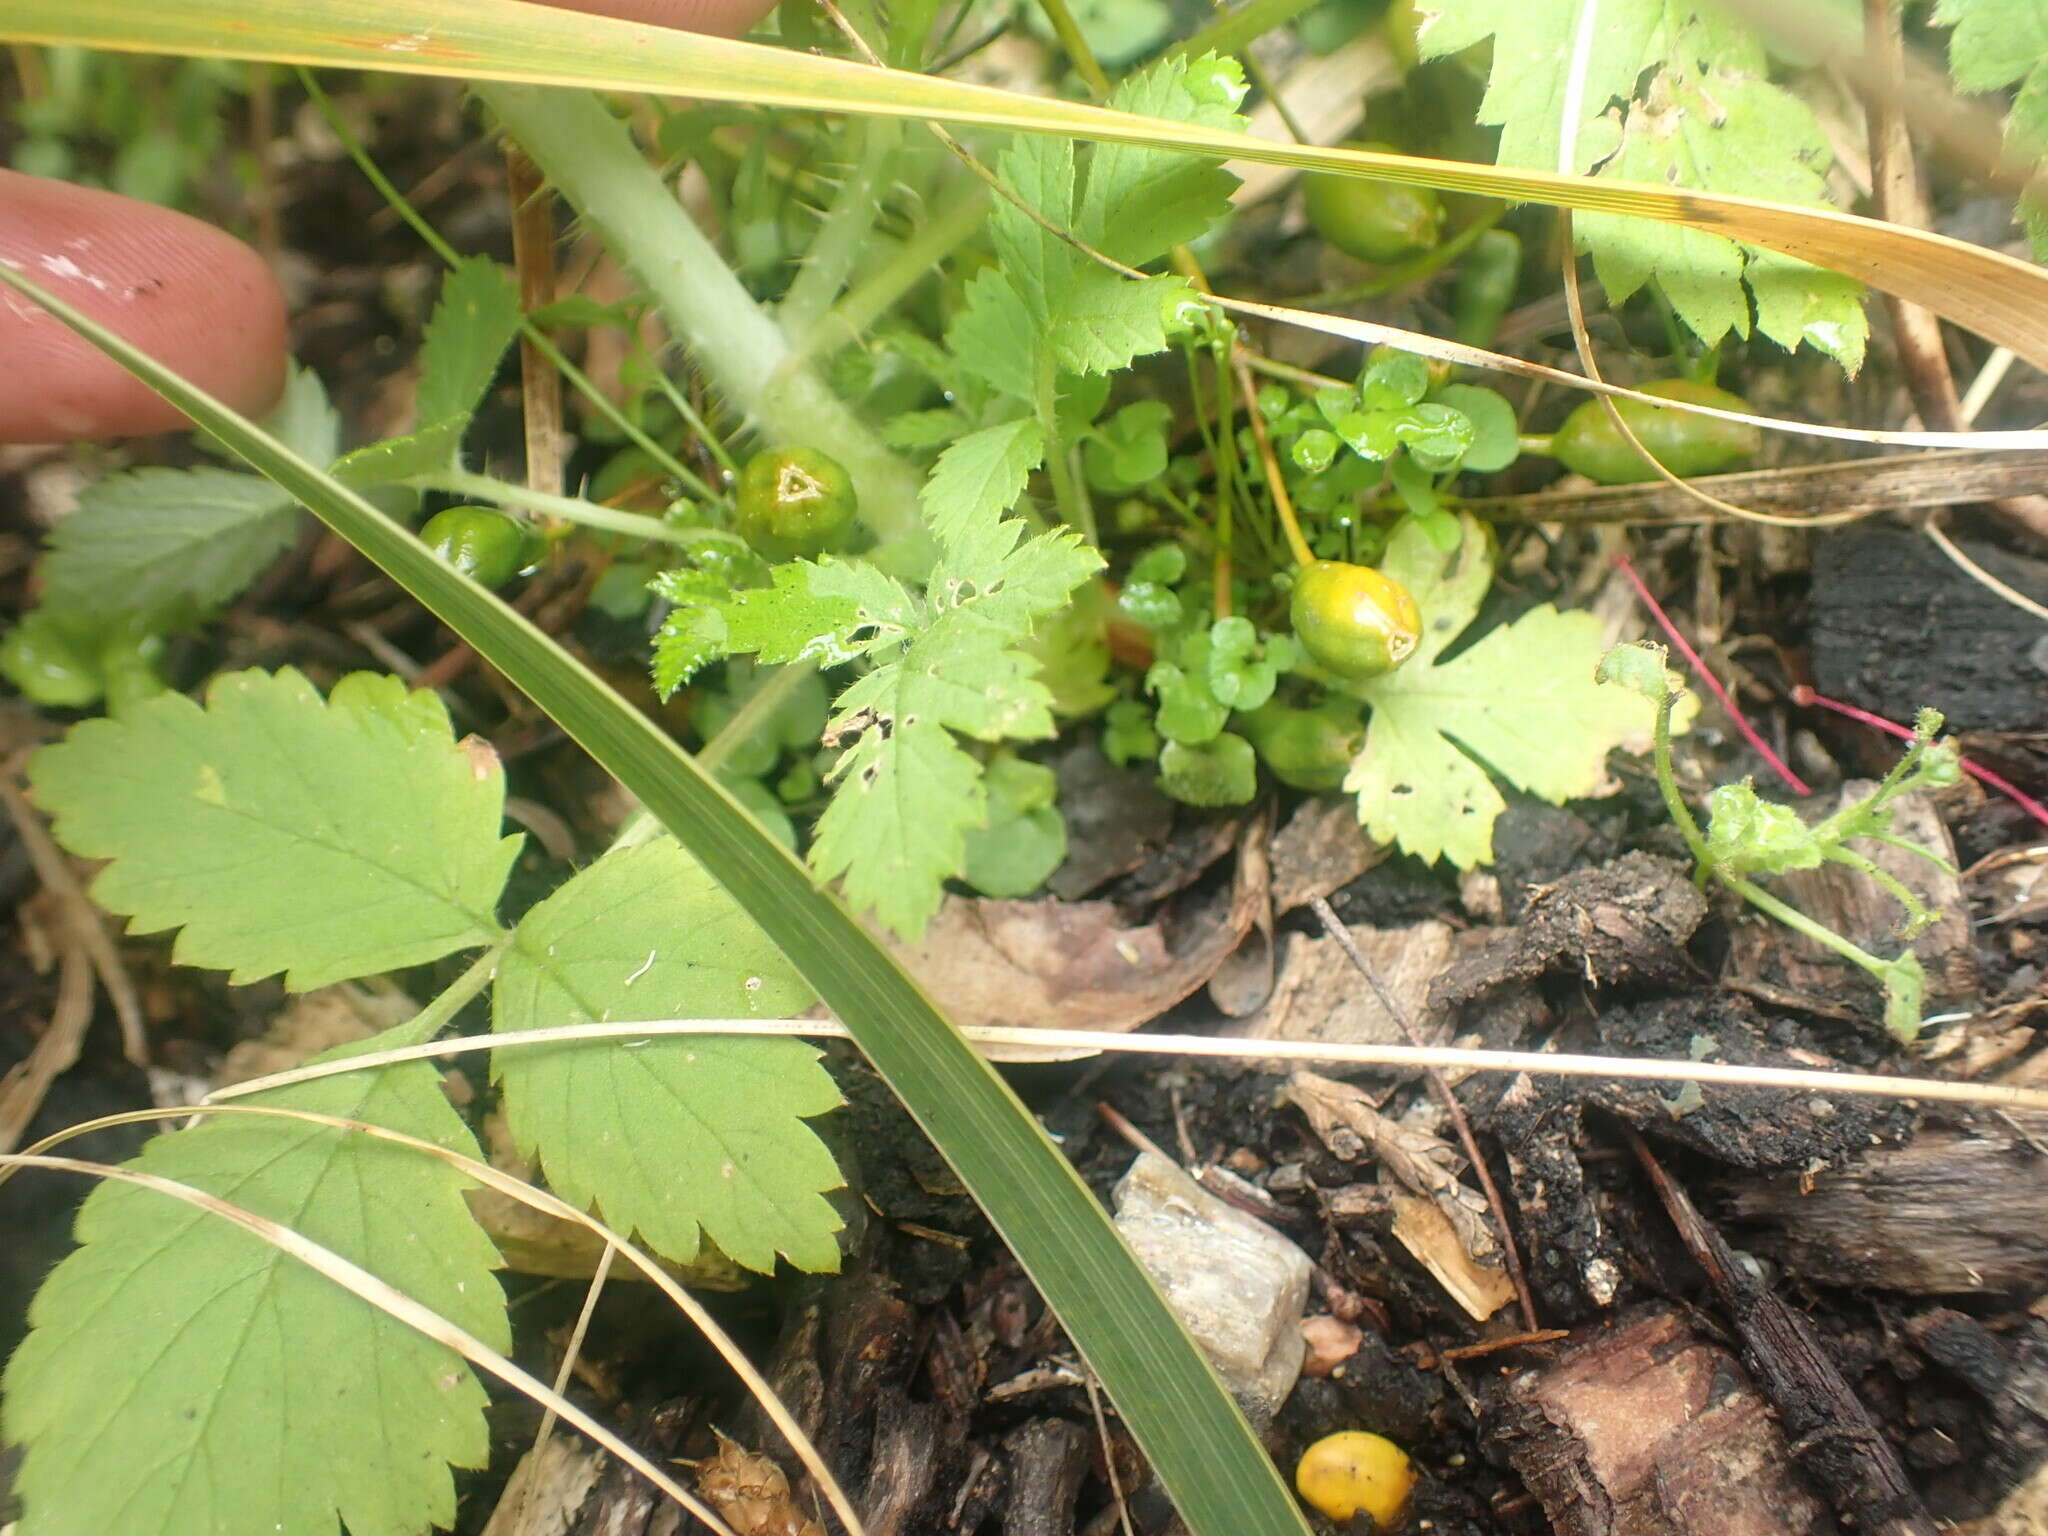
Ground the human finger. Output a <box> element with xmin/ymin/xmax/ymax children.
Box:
<box><xmin>0</xmin><ymin>170</ymin><xmax>288</xmax><ymax>444</ymax></box>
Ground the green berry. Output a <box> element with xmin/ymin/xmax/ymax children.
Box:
<box><xmin>1551</xmin><ymin>379</ymin><xmax>1761</xmax><ymax>485</ymax></box>
<box><xmin>1289</xmin><ymin>560</ymin><xmax>1423</xmax><ymax>680</ymax></box>
<box><xmin>1303</xmin><ymin>143</ymin><xmax>1443</xmax><ymax>265</ymax></box>
<box><xmin>735</xmin><ymin>447</ymin><xmax>857</xmax><ymax>561</ymax></box>
<box><xmin>419</xmin><ymin>506</ymin><xmax>531</xmax><ymax>589</ymax></box>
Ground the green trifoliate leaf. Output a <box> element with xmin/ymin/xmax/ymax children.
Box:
<box><xmin>29</xmin><ymin>668</ymin><xmax>518</xmax><ymax>988</ymax></box>
<box><xmin>2</xmin><ymin>1016</ymin><xmax>507</xmax><ymax>1536</ymax></box>
<box><xmin>38</xmin><ymin>466</ymin><xmax>298</xmax><ymax>633</ymax></box>
<box><xmin>1345</xmin><ymin>515</ymin><xmax>1676</xmax><ymax>867</ymax></box>
<box><xmin>494</xmin><ymin>838</ymin><xmax>844</xmax><ymax>1272</ymax></box>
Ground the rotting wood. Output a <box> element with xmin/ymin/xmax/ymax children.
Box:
<box><xmin>1495</xmin><ymin>1305</ymin><xmax>1835</xmax><ymax>1536</ymax></box>
<box><xmin>1722</xmin><ymin>1129</ymin><xmax>2048</xmax><ymax>1295</ymax></box>
<box><xmin>1629</xmin><ymin>1130</ymin><xmax>1938</xmax><ymax>1536</ymax></box>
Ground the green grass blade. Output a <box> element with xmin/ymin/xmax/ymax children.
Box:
<box><xmin>11</xmin><ymin>0</ymin><xmax>2048</xmax><ymax>370</ymax></box>
<box><xmin>0</xmin><ymin>265</ymin><xmax>1312</xmax><ymax>1536</ymax></box>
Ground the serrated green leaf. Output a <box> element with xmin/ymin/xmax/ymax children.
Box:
<box><xmin>38</xmin><ymin>466</ymin><xmax>298</xmax><ymax>632</ymax></box>
<box><xmin>2</xmin><ymin>1016</ymin><xmax>507</xmax><ymax>1536</ymax></box>
<box><xmin>1076</xmin><ymin>54</ymin><xmax>1246</xmax><ymax>266</ymax></box>
<box><xmin>29</xmin><ymin>668</ymin><xmax>518</xmax><ymax>988</ymax></box>
<box><xmin>944</xmin><ymin>269</ymin><xmax>1041</xmax><ymax>402</ymax></box>
<box><xmin>493</xmin><ymin>838</ymin><xmax>844</xmax><ymax>1272</ymax></box>
<box><xmin>1345</xmin><ymin>515</ymin><xmax>1667</xmax><ymax>867</ymax></box>
<box><xmin>1424</xmin><ymin>0</ymin><xmax>1866</xmax><ymax>364</ymax></box>
<box><xmin>1934</xmin><ymin>0</ymin><xmax>2048</xmax><ymax>260</ymax></box>
<box><xmin>330</xmin><ymin>414</ymin><xmax>471</xmax><ymax>487</ymax></box>
<box><xmin>260</xmin><ymin>364</ymin><xmax>343</xmax><ymax>465</ymax></box>
<box><xmin>922</xmin><ymin>416</ymin><xmax>1046</xmax><ymax>545</ymax></box>
<box><xmin>811</xmin><ymin>715</ymin><xmax>984</xmax><ymax>938</ymax></box>
<box><xmin>416</xmin><ymin>255</ymin><xmax>522</xmax><ymax>427</ymax></box>
<box><xmin>651</xmin><ymin>556</ymin><xmax>920</xmax><ymax>694</ymax></box>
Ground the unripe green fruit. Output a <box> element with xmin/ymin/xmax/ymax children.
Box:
<box><xmin>1240</xmin><ymin>700</ymin><xmax>1363</xmax><ymax>791</ymax></box>
<box><xmin>736</xmin><ymin>446</ymin><xmax>858</xmax><ymax>560</ymax></box>
<box><xmin>1289</xmin><ymin>560</ymin><xmax>1423</xmax><ymax>680</ymax></box>
<box><xmin>419</xmin><ymin>506</ymin><xmax>532</xmax><ymax>589</ymax></box>
<box><xmin>1303</xmin><ymin>144</ymin><xmax>1443</xmax><ymax>265</ymax></box>
<box><xmin>1551</xmin><ymin>379</ymin><xmax>1760</xmax><ymax>485</ymax></box>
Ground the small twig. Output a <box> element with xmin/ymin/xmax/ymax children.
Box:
<box><xmin>1307</xmin><ymin>896</ymin><xmax>1538</xmax><ymax>1333</ymax></box>
<box><xmin>512</xmin><ymin>1239</ymin><xmax>617</xmax><ymax>1530</ymax></box>
<box><xmin>1625</xmin><ymin>1125</ymin><xmax>1937</xmax><ymax>1536</ymax></box>
<box><xmin>1861</xmin><ymin>0</ymin><xmax>1962</xmax><ymax>436</ymax></box>
<box><xmin>505</xmin><ymin>144</ymin><xmax>566</xmax><ymax>502</ymax></box>
<box><xmin>1613</xmin><ymin>553</ymin><xmax>1811</xmax><ymax>795</ymax></box>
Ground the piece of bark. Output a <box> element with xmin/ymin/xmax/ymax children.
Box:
<box><xmin>1725</xmin><ymin>1130</ymin><xmax>2048</xmax><ymax>1295</ymax></box>
<box><xmin>482</xmin><ymin>1436</ymin><xmax>605</xmax><ymax>1536</ymax></box>
<box><xmin>569</xmin><ymin>1400</ymin><xmax>693</xmax><ymax>1536</ymax></box>
<box><xmin>1001</xmin><ymin>1420</ymin><xmax>1093</xmax><ymax>1536</ymax></box>
<box><xmin>1462</xmin><ymin>449</ymin><xmax>2048</xmax><ymax>530</ymax></box>
<box><xmin>1810</xmin><ymin>529</ymin><xmax>2048</xmax><ymax>733</ymax></box>
<box><xmin>1632</xmin><ymin>1135</ymin><xmax>1937</xmax><ymax>1536</ymax></box>
<box><xmin>1235</xmin><ymin>921</ymin><xmax>1460</xmax><ymax>1053</ymax></box>
<box><xmin>1721</xmin><ymin>784</ymin><xmax>1975</xmax><ymax>1026</ymax></box>
<box><xmin>1497</xmin><ymin>1306</ymin><xmax>1835</xmax><ymax>1536</ymax></box>
<box><xmin>1433</xmin><ymin>851</ymin><xmax>1708</xmax><ymax>1010</ymax></box>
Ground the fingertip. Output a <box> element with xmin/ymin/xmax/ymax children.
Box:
<box><xmin>0</xmin><ymin>170</ymin><xmax>288</xmax><ymax>444</ymax></box>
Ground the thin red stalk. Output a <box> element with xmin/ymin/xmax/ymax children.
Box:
<box><xmin>1613</xmin><ymin>554</ymin><xmax>1813</xmax><ymax>795</ymax></box>
<box><xmin>1792</xmin><ymin>685</ymin><xmax>2048</xmax><ymax>830</ymax></box>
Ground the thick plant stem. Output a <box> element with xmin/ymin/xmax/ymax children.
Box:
<box><xmin>778</xmin><ymin>117</ymin><xmax>901</xmax><ymax>336</ymax></box>
<box><xmin>479</xmin><ymin>84</ymin><xmax>922</xmax><ymax>542</ymax></box>
<box><xmin>792</xmin><ymin>185</ymin><xmax>990</xmax><ymax>366</ymax></box>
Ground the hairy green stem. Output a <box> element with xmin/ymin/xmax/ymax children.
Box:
<box><xmin>416</xmin><ymin>469</ymin><xmax>732</xmax><ymax>548</ymax></box>
<box><xmin>791</xmin><ymin>184</ymin><xmax>991</xmax><ymax>366</ymax></box>
<box><xmin>478</xmin><ymin>84</ymin><xmax>922</xmax><ymax>543</ymax></box>
<box><xmin>779</xmin><ymin>117</ymin><xmax>903</xmax><ymax>336</ymax></box>
<box><xmin>299</xmin><ymin>69</ymin><xmax>711</xmax><ymax>500</ymax></box>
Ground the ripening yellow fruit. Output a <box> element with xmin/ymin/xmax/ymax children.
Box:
<box><xmin>1295</xmin><ymin>1430</ymin><xmax>1416</xmax><ymax>1528</ymax></box>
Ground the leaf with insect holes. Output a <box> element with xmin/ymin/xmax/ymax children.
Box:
<box><xmin>38</xmin><ymin>467</ymin><xmax>299</xmax><ymax>634</ymax></box>
<box><xmin>1933</xmin><ymin>0</ymin><xmax>2048</xmax><ymax>256</ymax></box>
<box><xmin>29</xmin><ymin>668</ymin><xmax>519</xmax><ymax>988</ymax></box>
<box><xmin>1344</xmin><ymin>515</ymin><xmax>1678</xmax><ymax>868</ymax></box>
<box><xmin>1420</xmin><ymin>0</ymin><xmax>1866</xmax><ymax>368</ymax></box>
<box><xmin>331</xmin><ymin>257</ymin><xmax>520</xmax><ymax>484</ymax></box>
<box><xmin>492</xmin><ymin>837</ymin><xmax>845</xmax><ymax>1272</ymax></box>
<box><xmin>1</xmin><ymin>1014</ymin><xmax>508</xmax><ymax>1536</ymax></box>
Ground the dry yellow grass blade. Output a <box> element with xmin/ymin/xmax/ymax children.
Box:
<box><xmin>11</xmin><ymin>0</ymin><xmax>2048</xmax><ymax>371</ymax></box>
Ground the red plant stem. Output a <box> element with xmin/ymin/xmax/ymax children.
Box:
<box><xmin>1792</xmin><ymin>685</ymin><xmax>2048</xmax><ymax>830</ymax></box>
<box><xmin>1613</xmin><ymin>554</ymin><xmax>1813</xmax><ymax>795</ymax></box>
